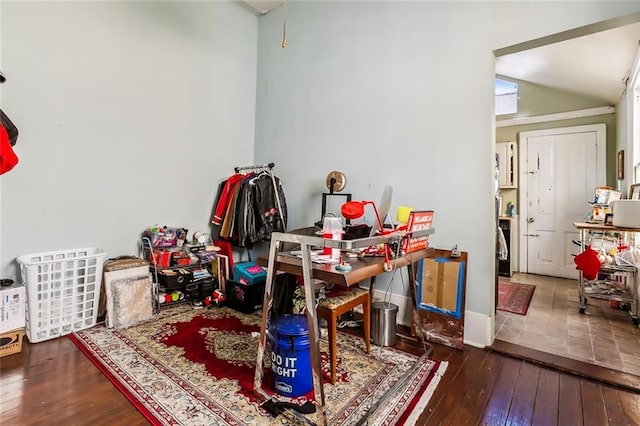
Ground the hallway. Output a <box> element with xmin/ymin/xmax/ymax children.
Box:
<box><xmin>495</xmin><ymin>273</ymin><xmax>640</xmax><ymax>376</ymax></box>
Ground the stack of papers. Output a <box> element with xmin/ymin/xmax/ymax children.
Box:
<box><xmin>289</xmin><ymin>250</ymin><xmax>340</xmax><ymax>264</ymax></box>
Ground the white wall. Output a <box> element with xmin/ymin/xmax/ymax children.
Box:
<box><xmin>254</xmin><ymin>1</ymin><xmax>640</xmax><ymax>345</ymax></box>
<box><xmin>2</xmin><ymin>0</ymin><xmax>639</xmax><ymax>347</ymax></box>
<box><xmin>0</xmin><ymin>1</ymin><xmax>258</xmax><ymax>279</ymax></box>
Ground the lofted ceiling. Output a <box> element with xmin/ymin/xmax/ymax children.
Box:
<box><xmin>240</xmin><ymin>3</ymin><xmax>639</xmax><ymax>106</ymax></box>
<box><xmin>496</xmin><ymin>22</ymin><xmax>640</xmax><ymax>105</ymax></box>
<box><xmin>240</xmin><ymin>0</ymin><xmax>284</xmax><ymax>15</ymax></box>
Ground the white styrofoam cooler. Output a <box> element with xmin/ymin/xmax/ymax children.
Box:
<box><xmin>611</xmin><ymin>200</ymin><xmax>640</xmax><ymax>228</ymax></box>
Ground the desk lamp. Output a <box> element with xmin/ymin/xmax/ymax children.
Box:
<box><xmin>341</xmin><ymin>200</ymin><xmax>396</xmax><ymax>271</ymax></box>
<box><xmin>341</xmin><ymin>201</ymin><xmax>386</xmax><ymax>235</ymax></box>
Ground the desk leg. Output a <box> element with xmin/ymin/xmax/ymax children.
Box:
<box><xmin>407</xmin><ymin>262</ymin><xmax>432</xmax><ymax>355</ymax></box>
<box><xmin>300</xmin><ymin>243</ymin><xmax>328</xmax><ymax>426</ymax></box>
<box><xmin>254</xmin><ymin>236</ymin><xmax>327</xmax><ymax>425</ymax></box>
<box><xmin>253</xmin><ymin>238</ymin><xmax>279</xmax><ymax>401</ymax></box>
<box><xmin>368</xmin><ymin>276</ymin><xmax>377</xmax><ymax>297</ymax></box>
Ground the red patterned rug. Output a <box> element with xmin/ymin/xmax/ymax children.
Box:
<box><xmin>69</xmin><ymin>305</ymin><xmax>447</xmax><ymax>425</ymax></box>
<box><xmin>498</xmin><ymin>281</ymin><xmax>536</xmax><ymax>315</ymax></box>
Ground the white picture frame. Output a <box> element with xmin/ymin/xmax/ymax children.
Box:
<box><xmin>216</xmin><ymin>254</ymin><xmax>230</xmax><ymax>292</ymax></box>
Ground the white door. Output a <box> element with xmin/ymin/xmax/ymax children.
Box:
<box><xmin>519</xmin><ymin>124</ymin><xmax>606</xmax><ymax>279</ymax></box>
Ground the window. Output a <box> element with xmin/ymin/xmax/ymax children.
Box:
<box><xmin>495</xmin><ymin>78</ymin><xmax>518</xmax><ymax>115</ymax></box>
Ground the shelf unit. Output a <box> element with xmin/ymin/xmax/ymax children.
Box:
<box><xmin>573</xmin><ymin>222</ymin><xmax>639</xmax><ymax>325</ymax></box>
<box><xmin>141</xmin><ymin>237</ymin><xmax>216</xmax><ymax>309</ymax></box>
<box><xmin>497</xmin><ymin>141</ymin><xmax>518</xmax><ymax>189</ymax></box>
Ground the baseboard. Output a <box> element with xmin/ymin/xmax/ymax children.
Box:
<box><xmin>354</xmin><ymin>290</ymin><xmax>493</xmax><ymax>348</ymax></box>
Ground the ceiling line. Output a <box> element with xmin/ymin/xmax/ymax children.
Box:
<box><xmin>493</xmin><ymin>12</ymin><xmax>640</xmax><ymax>57</ymax></box>
<box><xmin>496</xmin><ymin>106</ymin><xmax>615</xmax><ymax>128</ymax></box>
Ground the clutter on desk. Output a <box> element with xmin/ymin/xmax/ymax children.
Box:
<box><xmin>343</xmin><ymin>223</ymin><xmax>371</xmax><ymax>240</ymax></box>
<box><xmin>335</xmin><ymin>258</ymin><xmax>352</xmax><ymax>271</ymax></box>
<box><xmin>401</xmin><ymin>210</ymin><xmax>434</xmax><ymax>254</ymax></box>
<box><xmin>321</xmin><ymin>215</ymin><xmax>343</xmax><ymax>259</ymax></box>
<box><xmin>587</xmin><ymin>186</ymin><xmax>621</xmax><ymax>223</ymax></box>
<box><xmin>287</xmin><ymin>249</ymin><xmax>340</xmax><ymax>264</ymax></box>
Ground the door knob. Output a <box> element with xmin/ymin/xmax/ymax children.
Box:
<box><xmin>527</xmin><ymin>217</ymin><xmax>535</xmax><ymax>223</ymax></box>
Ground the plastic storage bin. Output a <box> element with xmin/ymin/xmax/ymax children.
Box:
<box><xmin>226</xmin><ymin>279</ymin><xmax>265</xmax><ymax>314</ymax></box>
<box><xmin>233</xmin><ymin>261</ymin><xmax>267</xmax><ymax>285</ymax></box>
<box><xmin>17</xmin><ymin>247</ymin><xmax>107</xmax><ymax>343</ymax></box>
<box><xmin>267</xmin><ymin>314</ymin><xmax>313</xmax><ymax>397</ymax></box>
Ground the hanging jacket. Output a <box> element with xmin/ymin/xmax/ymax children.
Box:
<box><xmin>212</xmin><ymin>170</ymin><xmax>287</xmax><ymax>248</ymax></box>
<box><xmin>0</xmin><ymin>124</ymin><xmax>18</xmax><ymax>175</ymax></box>
<box><xmin>251</xmin><ymin>173</ymin><xmax>287</xmax><ymax>244</ymax></box>
<box><xmin>0</xmin><ymin>109</ymin><xmax>18</xmax><ymax>147</ymax></box>
<box><xmin>211</xmin><ymin>173</ymin><xmax>246</xmax><ymax>225</ymax></box>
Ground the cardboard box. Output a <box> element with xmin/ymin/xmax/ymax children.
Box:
<box><xmin>418</xmin><ymin>258</ymin><xmax>463</xmax><ymax>318</ymax></box>
<box><xmin>0</xmin><ymin>283</ymin><xmax>25</xmax><ymax>334</ymax></box>
<box><xmin>0</xmin><ymin>328</ymin><xmax>24</xmax><ymax>357</ymax></box>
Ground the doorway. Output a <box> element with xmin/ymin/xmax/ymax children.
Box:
<box><xmin>493</xmin><ymin>15</ymin><xmax>640</xmax><ymax>378</ymax></box>
<box><xmin>518</xmin><ymin>124</ymin><xmax>606</xmax><ymax>279</ymax></box>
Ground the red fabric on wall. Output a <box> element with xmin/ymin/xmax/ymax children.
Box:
<box><xmin>0</xmin><ymin>124</ymin><xmax>18</xmax><ymax>175</ymax></box>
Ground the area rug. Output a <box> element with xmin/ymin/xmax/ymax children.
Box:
<box><xmin>69</xmin><ymin>305</ymin><xmax>447</xmax><ymax>425</ymax></box>
<box><xmin>498</xmin><ymin>280</ymin><xmax>536</xmax><ymax>315</ymax></box>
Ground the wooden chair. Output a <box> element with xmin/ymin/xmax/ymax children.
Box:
<box><xmin>317</xmin><ymin>286</ymin><xmax>371</xmax><ymax>384</ymax></box>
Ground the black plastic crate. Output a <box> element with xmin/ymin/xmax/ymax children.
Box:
<box><xmin>226</xmin><ymin>279</ymin><xmax>265</xmax><ymax>314</ymax></box>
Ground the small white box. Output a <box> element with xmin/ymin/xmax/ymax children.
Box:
<box><xmin>0</xmin><ymin>283</ymin><xmax>25</xmax><ymax>334</ymax></box>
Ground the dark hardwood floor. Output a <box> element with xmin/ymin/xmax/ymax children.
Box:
<box><xmin>2</xmin><ymin>326</ymin><xmax>640</xmax><ymax>425</ymax></box>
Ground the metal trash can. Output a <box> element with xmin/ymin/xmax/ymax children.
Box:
<box><xmin>371</xmin><ymin>301</ymin><xmax>398</xmax><ymax>346</ymax></box>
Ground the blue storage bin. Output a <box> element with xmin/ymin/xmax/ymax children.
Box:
<box><xmin>267</xmin><ymin>314</ymin><xmax>313</xmax><ymax>397</ymax></box>
<box><xmin>233</xmin><ymin>261</ymin><xmax>267</xmax><ymax>285</ymax></box>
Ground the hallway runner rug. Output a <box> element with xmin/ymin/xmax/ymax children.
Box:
<box><xmin>498</xmin><ymin>280</ymin><xmax>536</xmax><ymax>315</ymax></box>
<box><xmin>69</xmin><ymin>305</ymin><xmax>447</xmax><ymax>425</ymax></box>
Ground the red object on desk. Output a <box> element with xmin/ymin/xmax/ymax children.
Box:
<box><xmin>401</xmin><ymin>210</ymin><xmax>434</xmax><ymax>254</ymax></box>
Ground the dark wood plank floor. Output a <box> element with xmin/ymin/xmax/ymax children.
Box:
<box><xmin>2</xmin><ymin>327</ymin><xmax>640</xmax><ymax>425</ymax></box>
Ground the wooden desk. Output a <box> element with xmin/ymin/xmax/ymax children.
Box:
<box><xmin>252</xmin><ymin>231</ymin><xmax>434</xmax><ymax>425</ymax></box>
<box><xmin>256</xmin><ymin>247</ymin><xmax>434</xmax><ymax>288</ymax></box>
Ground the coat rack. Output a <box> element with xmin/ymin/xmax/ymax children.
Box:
<box><xmin>234</xmin><ymin>162</ymin><xmax>275</xmax><ymax>173</ymax></box>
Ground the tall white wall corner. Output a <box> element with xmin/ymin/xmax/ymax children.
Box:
<box><xmin>463</xmin><ymin>310</ymin><xmax>492</xmax><ymax>348</ymax></box>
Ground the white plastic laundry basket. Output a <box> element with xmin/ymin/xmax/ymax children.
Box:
<box><xmin>17</xmin><ymin>247</ymin><xmax>107</xmax><ymax>343</ymax></box>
